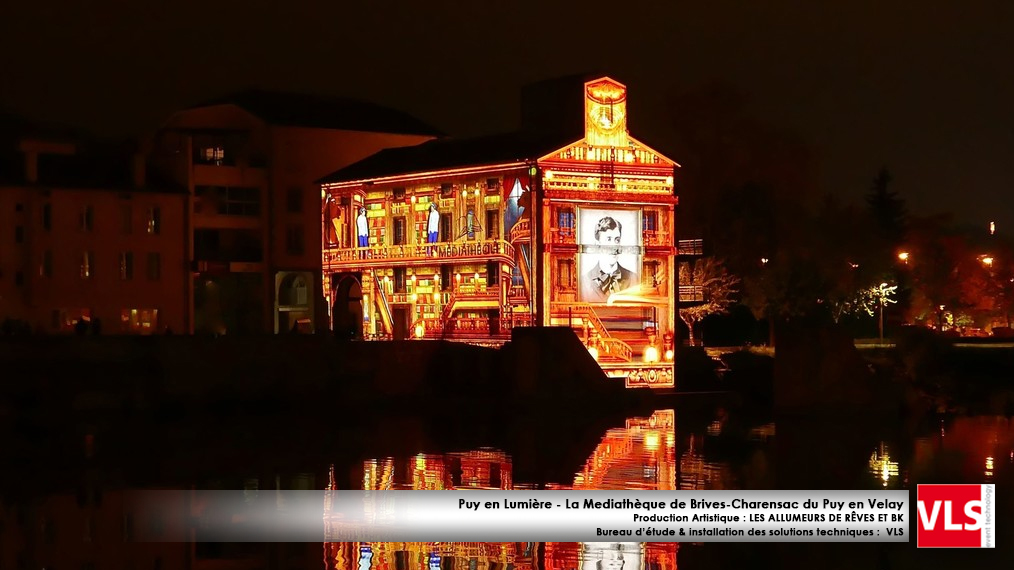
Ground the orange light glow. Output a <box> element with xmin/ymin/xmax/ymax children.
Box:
<box><xmin>982</xmin><ymin>256</ymin><xmax>994</xmax><ymax>266</ymax></box>
<box><xmin>898</xmin><ymin>251</ymin><xmax>910</xmax><ymax>263</ymax></box>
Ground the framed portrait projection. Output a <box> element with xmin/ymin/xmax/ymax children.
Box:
<box><xmin>578</xmin><ymin>208</ymin><xmax>642</xmax><ymax>303</ymax></box>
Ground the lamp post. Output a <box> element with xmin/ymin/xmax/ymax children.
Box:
<box><xmin>879</xmin><ymin>283</ymin><xmax>886</xmax><ymax>344</ymax></box>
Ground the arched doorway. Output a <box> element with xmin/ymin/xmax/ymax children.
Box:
<box><xmin>275</xmin><ymin>271</ymin><xmax>315</xmax><ymax>333</ymax></box>
<box><xmin>331</xmin><ymin>273</ymin><xmax>363</xmax><ymax>340</ymax></box>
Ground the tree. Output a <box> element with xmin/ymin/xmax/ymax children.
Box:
<box><xmin>865</xmin><ymin>167</ymin><xmax>907</xmax><ymax>246</ymax></box>
<box><xmin>679</xmin><ymin>258</ymin><xmax>740</xmax><ymax>346</ymax></box>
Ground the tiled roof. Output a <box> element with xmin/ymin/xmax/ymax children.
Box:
<box><xmin>317</xmin><ymin>130</ymin><xmax>578</xmax><ymax>184</ymax></box>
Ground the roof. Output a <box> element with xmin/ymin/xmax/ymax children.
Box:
<box><xmin>191</xmin><ymin>90</ymin><xmax>445</xmax><ymax>137</ymax></box>
<box><xmin>317</xmin><ymin>130</ymin><xmax>579</xmax><ymax>185</ymax></box>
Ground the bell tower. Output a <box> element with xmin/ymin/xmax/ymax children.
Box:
<box><xmin>584</xmin><ymin>77</ymin><xmax>629</xmax><ymax>148</ymax></box>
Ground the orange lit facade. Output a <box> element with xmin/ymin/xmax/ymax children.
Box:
<box><xmin>0</xmin><ymin>136</ymin><xmax>186</xmax><ymax>333</ymax></box>
<box><xmin>321</xmin><ymin>78</ymin><xmax>680</xmax><ymax>388</ymax></box>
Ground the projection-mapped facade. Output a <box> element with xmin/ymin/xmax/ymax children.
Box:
<box><xmin>319</xmin><ymin>77</ymin><xmax>682</xmax><ymax>388</ymax></box>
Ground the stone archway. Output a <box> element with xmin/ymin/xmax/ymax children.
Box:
<box><xmin>331</xmin><ymin>273</ymin><xmax>363</xmax><ymax>339</ymax></box>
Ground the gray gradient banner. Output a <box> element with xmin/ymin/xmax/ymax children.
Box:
<box><xmin>127</xmin><ymin>490</ymin><xmax>909</xmax><ymax>542</ymax></box>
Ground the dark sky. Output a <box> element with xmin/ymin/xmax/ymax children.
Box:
<box><xmin>2</xmin><ymin>1</ymin><xmax>1012</xmax><ymax>231</ymax></box>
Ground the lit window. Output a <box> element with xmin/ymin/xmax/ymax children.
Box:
<box><xmin>120</xmin><ymin>309</ymin><xmax>159</xmax><ymax>334</ymax></box>
<box><xmin>81</xmin><ymin>251</ymin><xmax>94</xmax><ymax>279</ymax></box>
<box><xmin>146</xmin><ymin>207</ymin><xmax>161</xmax><ymax>234</ymax></box>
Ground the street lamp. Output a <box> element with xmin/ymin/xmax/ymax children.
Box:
<box><xmin>876</xmin><ymin>282</ymin><xmax>898</xmax><ymax>343</ymax></box>
<box><xmin>897</xmin><ymin>251</ymin><xmax>910</xmax><ymax>264</ymax></box>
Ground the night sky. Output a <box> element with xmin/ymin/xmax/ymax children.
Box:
<box><xmin>2</xmin><ymin>1</ymin><xmax>1012</xmax><ymax>230</ymax></box>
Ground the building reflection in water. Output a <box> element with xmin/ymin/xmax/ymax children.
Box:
<box><xmin>324</xmin><ymin>410</ymin><xmax>679</xmax><ymax>570</ymax></box>
<box><xmin>868</xmin><ymin>442</ymin><xmax>901</xmax><ymax>488</ymax></box>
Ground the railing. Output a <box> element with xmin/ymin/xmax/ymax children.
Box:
<box><xmin>643</xmin><ymin>230</ymin><xmax>671</xmax><ymax>247</ymax></box>
<box><xmin>414</xmin><ymin>316</ymin><xmax>534</xmax><ymax>338</ymax></box>
<box><xmin>323</xmin><ymin>239</ymin><xmax>514</xmax><ymax>265</ymax></box>
<box><xmin>679</xmin><ymin>285</ymin><xmax>705</xmax><ymax>302</ymax></box>
<box><xmin>509</xmin><ymin>219</ymin><xmax>531</xmax><ymax>242</ymax></box>
<box><xmin>549</xmin><ymin>227</ymin><xmax>576</xmax><ymax>245</ymax></box>
<box><xmin>508</xmin><ymin>285</ymin><xmax>527</xmax><ymax>299</ymax></box>
<box><xmin>678</xmin><ymin>239</ymin><xmax>704</xmax><ymax>256</ymax></box>
<box><xmin>597</xmin><ymin>337</ymin><xmax>634</xmax><ymax>362</ymax></box>
<box><xmin>553</xmin><ymin>302</ymin><xmax>634</xmax><ymax>362</ymax></box>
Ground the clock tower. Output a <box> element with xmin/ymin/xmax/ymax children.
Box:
<box><xmin>584</xmin><ymin>77</ymin><xmax>629</xmax><ymax>148</ymax></box>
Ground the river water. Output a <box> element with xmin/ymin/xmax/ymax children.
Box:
<box><xmin>2</xmin><ymin>399</ymin><xmax>1010</xmax><ymax>569</ymax></box>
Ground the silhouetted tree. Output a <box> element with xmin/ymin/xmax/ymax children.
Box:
<box><xmin>679</xmin><ymin>258</ymin><xmax>740</xmax><ymax>346</ymax></box>
<box><xmin>865</xmin><ymin>167</ymin><xmax>907</xmax><ymax>246</ymax></box>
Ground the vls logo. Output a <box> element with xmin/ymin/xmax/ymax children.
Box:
<box><xmin>917</xmin><ymin>484</ymin><xmax>995</xmax><ymax>548</ymax></box>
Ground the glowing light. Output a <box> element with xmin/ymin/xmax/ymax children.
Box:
<box><xmin>454</xmin><ymin>273</ymin><xmax>461</xmax><ymax>282</ymax></box>
<box><xmin>664</xmin><ymin>349</ymin><xmax>674</xmax><ymax>361</ymax></box>
<box><xmin>473</xmin><ymin>272</ymin><xmax>480</xmax><ymax>281</ymax></box>
<box><xmin>644</xmin><ymin>346</ymin><xmax>660</xmax><ymax>363</ymax></box>
<box><xmin>544</xmin><ymin>170</ymin><xmax>554</xmax><ymax>180</ymax></box>
<box><xmin>415</xmin><ymin>323</ymin><xmax>425</xmax><ymax>338</ymax></box>
<box><xmin>643</xmin><ymin>431</ymin><xmax>660</xmax><ymax>451</ymax></box>
<box><xmin>981</xmin><ymin>256</ymin><xmax>994</xmax><ymax>266</ymax></box>
<box><xmin>868</xmin><ymin>443</ymin><xmax>899</xmax><ymax>487</ymax></box>
<box><xmin>321</xmin><ymin>189</ymin><xmax>326</xmax><ymax>199</ymax></box>
<box><xmin>410</xmin><ymin>293</ymin><xmax>418</xmax><ymax>302</ymax></box>
<box><xmin>990</xmin><ymin>221</ymin><xmax>996</xmax><ymax>235</ymax></box>
<box><xmin>410</xmin><ymin>195</ymin><xmax>417</xmax><ymax>204</ymax></box>
<box><xmin>665</xmin><ymin>176</ymin><xmax>673</xmax><ymax>186</ymax></box>
<box><xmin>760</xmin><ymin>257</ymin><xmax>769</xmax><ymax>265</ymax></box>
<box><xmin>588</xmin><ymin>346</ymin><xmax>599</xmax><ymax>361</ymax></box>
<box><xmin>897</xmin><ymin>251</ymin><xmax>909</xmax><ymax>263</ymax></box>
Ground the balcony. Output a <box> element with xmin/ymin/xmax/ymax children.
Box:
<box><xmin>509</xmin><ymin>219</ymin><xmax>531</xmax><ymax>242</ymax></box>
<box><xmin>323</xmin><ymin>239</ymin><xmax>515</xmax><ymax>269</ymax></box>
<box><xmin>678</xmin><ymin>285</ymin><xmax>704</xmax><ymax>303</ymax></box>
<box><xmin>678</xmin><ymin>239</ymin><xmax>704</xmax><ymax>256</ymax></box>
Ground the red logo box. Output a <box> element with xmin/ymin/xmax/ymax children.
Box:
<box><xmin>917</xmin><ymin>484</ymin><xmax>995</xmax><ymax>548</ymax></box>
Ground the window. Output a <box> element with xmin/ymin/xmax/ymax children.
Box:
<box><xmin>557</xmin><ymin>207</ymin><xmax>575</xmax><ymax>229</ymax></box>
<box><xmin>80</xmin><ymin>252</ymin><xmax>93</xmax><ymax>279</ymax></box>
<box><xmin>42</xmin><ymin>203</ymin><xmax>52</xmax><ymax>230</ymax></box>
<box><xmin>40</xmin><ymin>250</ymin><xmax>53</xmax><ymax>278</ymax></box>
<box><xmin>14</xmin><ymin>225</ymin><xmax>24</xmax><ymax>243</ymax></box>
<box><xmin>195</xmin><ymin>186</ymin><xmax>260</xmax><ymax>216</ymax></box>
<box><xmin>440</xmin><ymin>183</ymin><xmax>453</xmax><ymax>198</ymax></box>
<box><xmin>485</xmin><ymin>210</ymin><xmax>499</xmax><ymax>239</ymax></box>
<box><xmin>146</xmin><ymin>207</ymin><xmax>161</xmax><ymax>234</ymax></box>
<box><xmin>440</xmin><ymin>264</ymin><xmax>452</xmax><ymax>291</ymax></box>
<box><xmin>146</xmin><ymin>253</ymin><xmax>161</xmax><ymax>280</ymax></box>
<box><xmin>286</xmin><ymin>187</ymin><xmax>302</xmax><ymax>213</ymax></box>
<box><xmin>120</xmin><ymin>309</ymin><xmax>158</xmax><ymax>334</ymax></box>
<box><xmin>392</xmin><ymin>187</ymin><xmax>406</xmax><ymax>200</ymax></box>
<box><xmin>54</xmin><ymin>308</ymin><xmax>91</xmax><ymax>332</ymax></box>
<box><xmin>439</xmin><ymin>213</ymin><xmax>452</xmax><ymax>242</ymax></box>
<box><xmin>202</xmin><ymin>147</ymin><xmax>224</xmax><ymax>165</ymax></box>
<box><xmin>644</xmin><ymin>210</ymin><xmax>658</xmax><ymax>232</ymax></box>
<box><xmin>394</xmin><ymin>268</ymin><xmax>406</xmax><ymax>293</ymax></box>
<box><xmin>80</xmin><ymin>206</ymin><xmax>94</xmax><ymax>231</ymax></box>
<box><xmin>644</xmin><ymin>260</ymin><xmax>660</xmax><ymax>287</ymax></box>
<box><xmin>558</xmin><ymin>258</ymin><xmax>576</xmax><ymax>290</ymax></box>
<box><xmin>119</xmin><ymin>252</ymin><xmax>133</xmax><ymax>280</ymax></box>
<box><xmin>486</xmin><ymin>261</ymin><xmax>500</xmax><ymax>286</ymax></box>
<box><xmin>285</xmin><ymin>225</ymin><xmax>304</xmax><ymax>255</ymax></box>
<box><xmin>122</xmin><ymin>204</ymin><xmax>132</xmax><ymax>234</ymax></box>
<box><xmin>393</xmin><ymin>218</ymin><xmax>406</xmax><ymax>245</ymax></box>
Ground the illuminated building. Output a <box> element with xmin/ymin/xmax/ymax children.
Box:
<box><xmin>146</xmin><ymin>91</ymin><xmax>441</xmax><ymax>334</ymax></box>
<box><xmin>0</xmin><ymin>129</ymin><xmax>186</xmax><ymax>333</ymax></box>
<box><xmin>320</xmin><ymin>77</ymin><xmax>686</xmax><ymax>387</ymax></box>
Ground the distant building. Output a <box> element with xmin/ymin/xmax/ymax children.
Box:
<box><xmin>320</xmin><ymin>77</ymin><xmax>689</xmax><ymax>388</ymax></box>
<box><xmin>146</xmin><ymin>91</ymin><xmax>441</xmax><ymax>334</ymax></box>
<box><xmin>0</xmin><ymin>125</ymin><xmax>186</xmax><ymax>334</ymax></box>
